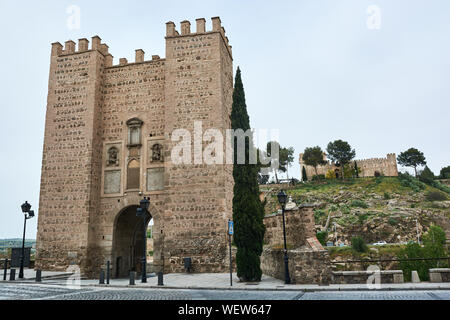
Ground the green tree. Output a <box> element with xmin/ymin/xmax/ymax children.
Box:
<box><xmin>282</xmin><ymin>147</ymin><xmax>295</xmax><ymax>179</ymax></box>
<box><xmin>316</xmin><ymin>231</ymin><xmax>328</xmax><ymax>246</ymax></box>
<box><xmin>351</xmin><ymin>236</ymin><xmax>368</xmax><ymax>253</ymax></box>
<box><xmin>439</xmin><ymin>166</ymin><xmax>450</xmax><ymax>179</ymax></box>
<box><xmin>231</xmin><ymin>67</ymin><xmax>265</xmax><ymax>282</ymax></box>
<box><xmin>302</xmin><ymin>166</ymin><xmax>308</xmax><ymax>182</ymax></box>
<box><xmin>266</xmin><ymin>142</ymin><xmax>294</xmax><ymax>182</ymax></box>
<box><xmin>302</xmin><ymin>146</ymin><xmax>327</xmax><ymax>176</ymax></box>
<box><xmin>423</xmin><ymin>225</ymin><xmax>447</xmax><ymax>266</ymax></box>
<box><xmin>418</xmin><ymin>166</ymin><xmax>435</xmax><ymax>184</ymax></box>
<box><xmin>397</xmin><ymin>148</ymin><xmax>426</xmax><ymax>177</ymax></box>
<box><xmin>397</xmin><ymin>226</ymin><xmax>448</xmax><ymax>281</ymax></box>
<box><xmin>326</xmin><ymin>140</ymin><xmax>356</xmax><ymax>179</ymax></box>
<box><xmin>397</xmin><ymin>243</ymin><xmax>429</xmax><ymax>281</ymax></box>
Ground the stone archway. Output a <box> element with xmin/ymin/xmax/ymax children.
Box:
<box><xmin>112</xmin><ymin>205</ymin><xmax>151</xmax><ymax>278</ymax></box>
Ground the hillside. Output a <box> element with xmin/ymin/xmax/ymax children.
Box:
<box><xmin>261</xmin><ymin>176</ymin><xmax>450</xmax><ymax>246</ymax></box>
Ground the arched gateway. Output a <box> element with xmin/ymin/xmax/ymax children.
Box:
<box><xmin>112</xmin><ymin>205</ymin><xmax>151</xmax><ymax>278</ymax></box>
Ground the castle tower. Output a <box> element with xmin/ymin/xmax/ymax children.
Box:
<box><xmin>36</xmin><ymin>18</ymin><xmax>234</xmax><ymax>276</ymax></box>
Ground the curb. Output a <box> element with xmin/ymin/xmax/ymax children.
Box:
<box><xmin>2</xmin><ymin>280</ymin><xmax>449</xmax><ymax>292</ymax></box>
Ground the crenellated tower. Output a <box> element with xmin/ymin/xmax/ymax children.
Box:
<box><xmin>36</xmin><ymin>18</ymin><xmax>234</xmax><ymax>276</ymax></box>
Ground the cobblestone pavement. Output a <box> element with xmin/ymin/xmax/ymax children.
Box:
<box><xmin>0</xmin><ymin>283</ymin><xmax>449</xmax><ymax>300</ymax></box>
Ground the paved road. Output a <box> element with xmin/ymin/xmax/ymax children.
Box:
<box><xmin>0</xmin><ymin>283</ymin><xmax>449</xmax><ymax>300</ymax></box>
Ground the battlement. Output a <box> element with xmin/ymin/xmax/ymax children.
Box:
<box><xmin>52</xmin><ymin>35</ymin><xmax>164</xmax><ymax>68</ymax></box>
<box><xmin>166</xmin><ymin>17</ymin><xmax>232</xmax><ymax>56</ymax></box>
<box><xmin>356</xmin><ymin>153</ymin><xmax>397</xmax><ymax>164</ymax></box>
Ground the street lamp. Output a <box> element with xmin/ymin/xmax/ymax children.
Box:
<box><xmin>136</xmin><ymin>197</ymin><xmax>150</xmax><ymax>283</ymax></box>
<box><xmin>277</xmin><ymin>190</ymin><xmax>291</xmax><ymax>284</ymax></box>
<box><xmin>19</xmin><ymin>201</ymin><xmax>35</xmax><ymax>279</ymax></box>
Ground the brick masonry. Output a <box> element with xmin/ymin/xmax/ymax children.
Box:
<box><xmin>36</xmin><ymin>17</ymin><xmax>234</xmax><ymax>277</ymax></box>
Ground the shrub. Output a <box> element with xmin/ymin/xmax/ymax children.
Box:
<box><xmin>388</xmin><ymin>217</ymin><xmax>398</xmax><ymax>226</ymax></box>
<box><xmin>429</xmin><ymin>180</ymin><xmax>450</xmax><ymax>194</ymax></box>
<box><xmin>316</xmin><ymin>231</ymin><xmax>328</xmax><ymax>246</ymax></box>
<box><xmin>440</xmin><ymin>166</ymin><xmax>450</xmax><ymax>179</ymax></box>
<box><xmin>351</xmin><ymin>199</ymin><xmax>368</xmax><ymax>208</ymax></box>
<box><xmin>425</xmin><ymin>191</ymin><xmax>448</xmax><ymax>202</ymax></box>
<box><xmin>397</xmin><ymin>243</ymin><xmax>429</xmax><ymax>281</ymax></box>
<box><xmin>325</xmin><ymin>170</ymin><xmax>336</xmax><ymax>179</ymax></box>
<box><xmin>312</xmin><ymin>174</ymin><xmax>326</xmax><ymax>181</ymax></box>
<box><xmin>397</xmin><ymin>226</ymin><xmax>448</xmax><ymax>282</ymax></box>
<box><xmin>340</xmin><ymin>205</ymin><xmax>351</xmax><ymax>215</ymax></box>
<box><xmin>383</xmin><ymin>192</ymin><xmax>391</xmax><ymax>200</ymax></box>
<box><xmin>418</xmin><ymin>166</ymin><xmax>435</xmax><ymax>184</ymax></box>
<box><xmin>351</xmin><ymin>236</ymin><xmax>368</xmax><ymax>253</ymax></box>
<box><xmin>398</xmin><ymin>172</ymin><xmax>426</xmax><ymax>192</ymax></box>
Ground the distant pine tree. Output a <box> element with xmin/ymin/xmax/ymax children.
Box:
<box><xmin>231</xmin><ymin>67</ymin><xmax>265</xmax><ymax>282</ymax></box>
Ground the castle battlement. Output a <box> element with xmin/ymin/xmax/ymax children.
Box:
<box><xmin>51</xmin><ymin>17</ymin><xmax>231</xmax><ymax>68</ymax></box>
<box><xmin>166</xmin><ymin>17</ymin><xmax>232</xmax><ymax>57</ymax></box>
<box><xmin>300</xmin><ymin>152</ymin><xmax>398</xmax><ymax>179</ymax></box>
<box><xmin>52</xmin><ymin>35</ymin><xmax>163</xmax><ymax>68</ymax></box>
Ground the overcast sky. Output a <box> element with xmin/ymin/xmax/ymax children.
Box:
<box><xmin>0</xmin><ymin>0</ymin><xmax>449</xmax><ymax>239</ymax></box>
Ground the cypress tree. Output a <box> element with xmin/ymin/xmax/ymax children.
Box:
<box><xmin>302</xmin><ymin>166</ymin><xmax>308</xmax><ymax>182</ymax></box>
<box><xmin>231</xmin><ymin>67</ymin><xmax>265</xmax><ymax>282</ymax></box>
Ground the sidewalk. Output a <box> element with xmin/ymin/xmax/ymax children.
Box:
<box><xmin>2</xmin><ymin>271</ymin><xmax>450</xmax><ymax>292</ymax></box>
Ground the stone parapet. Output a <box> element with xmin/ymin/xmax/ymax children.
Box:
<box><xmin>429</xmin><ymin>268</ymin><xmax>450</xmax><ymax>283</ymax></box>
<box><xmin>332</xmin><ymin>270</ymin><xmax>404</xmax><ymax>284</ymax></box>
<box><xmin>261</xmin><ymin>248</ymin><xmax>331</xmax><ymax>285</ymax></box>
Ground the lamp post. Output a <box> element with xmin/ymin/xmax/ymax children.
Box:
<box><xmin>277</xmin><ymin>190</ymin><xmax>291</xmax><ymax>284</ymax></box>
<box><xmin>19</xmin><ymin>201</ymin><xmax>35</xmax><ymax>279</ymax></box>
<box><xmin>136</xmin><ymin>197</ymin><xmax>150</xmax><ymax>283</ymax></box>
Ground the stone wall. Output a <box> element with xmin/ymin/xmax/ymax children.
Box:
<box><xmin>299</xmin><ymin>153</ymin><xmax>398</xmax><ymax>180</ymax></box>
<box><xmin>261</xmin><ymin>204</ymin><xmax>332</xmax><ymax>284</ymax></box>
<box><xmin>263</xmin><ymin>205</ymin><xmax>316</xmax><ymax>248</ymax></box>
<box><xmin>261</xmin><ymin>248</ymin><xmax>331</xmax><ymax>284</ymax></box>
<box><xmin>36</xmin><ymin>17</ymin><xmax>234</xmax><ymax>277</ymax></box>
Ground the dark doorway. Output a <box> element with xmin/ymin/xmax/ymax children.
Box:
<box><xmin>112</xmin><ymin>205</ymin><xmax>151</xmax><ymax>278</ymax></box>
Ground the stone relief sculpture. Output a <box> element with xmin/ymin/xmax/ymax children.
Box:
<box><xmin>151</xmin><ymin>143</ymin><xmax>163</xmax><ymax>162</ymax></box>
<box><xmin>107</xmin><ymin>147</ymin><xmax>119</xmax><ymax>166</ymax></box>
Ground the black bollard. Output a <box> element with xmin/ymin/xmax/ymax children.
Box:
<box><xmin>106</xmin><ymin>261</ymin><xmax>110</xmax><ymax>285</ymax></box>
<box><xmin>129</xmin><ymin>271</ymin><xmax>135</xmax><ymax>286</ymax></box>
<box><xmin>3</xmin><ymin>259</ymin><xmax>8</xmax><ymax>281</ymax></box>
<box><xmin>99</xmin><ymin>269</ymin><xmax>105</xmax><ymax>285</ymax></box>
<box><xmin>10</xmin><ymin>268</ymin><xmax>16</xmax><ymax>281</ymax></box>
<box><xmin>35</xmin><ymin>270</ymin><xmax>42</xmax><ymax>282</ymax></box>
<box><xmin>158</xmin><ymin>272</ymin><xmax>164</xmax><ymax>286</ymax></box>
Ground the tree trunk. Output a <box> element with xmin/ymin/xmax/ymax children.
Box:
<box><xmin>275</xmin><ymin>171</ymin><xmax>279</xmax><ymax>184</ymax></box>
<box><xmin>414</xmin><ymin>166</ymin><xmax>417</xmax><ymax>177</ymax></box>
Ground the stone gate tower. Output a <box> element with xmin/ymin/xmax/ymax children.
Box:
<box><xmin>36</xmin><ymin>17</ymin><xmax>234</xmax><ymax>277</ymax></box>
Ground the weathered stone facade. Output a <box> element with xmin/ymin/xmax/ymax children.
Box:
<box><xmin>36</xmin><ymin>17</ymin><xmax>234</xmax><ymax>277</ymax></box>
<box><xmin>263</xmin><ymin>204</ymin><xmax>316</xmax><ymax>248</ymax></box>
<box><xmin>299</xmin><ymin>153</ymin><xmax>398</xmax><ymax>180</ymax></box>
<box><xmin>261</xmin><ymin>203</ymin><xmax>332</xmax><ymax>284</ymax></box>
<box><xmin>261</xmin><ymin>248</ymin><xmax>332</xmax><ymax>284</ymax></box>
